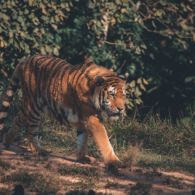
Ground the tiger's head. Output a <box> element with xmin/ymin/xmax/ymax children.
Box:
<box><xmin>91</xmin><ymin>75</ymin><xmax>126</xmax><ymax>121</ymax></box>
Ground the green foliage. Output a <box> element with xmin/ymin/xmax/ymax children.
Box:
<box><xmin>0</xmin><ymin>0</ymin><xmax>194</xmax><ymax>116</ymax></box>
<box><xmin>3</xmin><ymin>170</ymin><xmax>59</xmax><ymax>195</ymax></box>
<box><xmin>0</xmin><ymin>0</ymin><xmax>73</xmax><ymax>71</ymax></box>
<box><xmin>126</xmin><ymin>78</ymin><xmax>148</xmax><ymax>110</ymax></box>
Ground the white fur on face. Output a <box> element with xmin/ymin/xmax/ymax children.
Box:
<box><xmin>122</xmin><ymin>87</ymin><xmax>126</xmax><ymax>96</ymax></box>
<box><xmin>92</xmin><ymin>87</ymin><xmax>101</xmax><ymax>110</ymax></box>
<box><xmin>108</xmin><ymin>86</ymin><xmax>116</xmax><ymax>94</ymax></box>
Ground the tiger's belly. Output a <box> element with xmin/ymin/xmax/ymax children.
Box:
<box><xmin>64</xmin><ymin>108</ymin><xmax>79</xmax><ymax>123</ymax></box>
<box><xmin>44</xmin><ymin>105</ymin><xmax>79</xmax><ymax>125</ymax></box>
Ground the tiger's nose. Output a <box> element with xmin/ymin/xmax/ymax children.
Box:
<box><xmin>117</xmin><ymin>107</ymin><xmax>124</xmax><ymax>113</ymax></box>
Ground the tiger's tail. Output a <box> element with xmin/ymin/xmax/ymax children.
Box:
<box><xmin>0</xmin><ymin>64</ymin><xmax>21</xmax><ymax>137</ymax></box>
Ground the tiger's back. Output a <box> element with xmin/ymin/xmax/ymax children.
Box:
<box><xmin>18</xmin><ymin>55</ymin><xmax>79</xmax><ymax>124</ymax></box>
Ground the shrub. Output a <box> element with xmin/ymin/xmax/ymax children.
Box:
<box><xmin>0</xmin><ymin>0</ymin><xmax>194</xmax><ymax>117</ymax></box>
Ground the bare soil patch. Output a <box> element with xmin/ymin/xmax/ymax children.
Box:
<box><xmin>0</xmin><ymin>143</ymin><xmax>194</xmax><ymax>195</ymax></box>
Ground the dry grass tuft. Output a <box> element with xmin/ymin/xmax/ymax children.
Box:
<box><xmin>121</xmin><ymin>143</ymin><xmax>142</xmax><ymax>171</ymax></box>
<box><xmin>130</xmin><ymin>182</ymin><xmax>152</xmax><ymax>195</ymax></box>
<box><xmin>2</xmin><ymin>170</ymin><xmax>60</xmax><ymax>195</ymax></box>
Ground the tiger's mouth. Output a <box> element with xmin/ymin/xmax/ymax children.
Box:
<box><xmin>109</xmin><ymin>112</ymin><xmax>120</xmax><ymax>117</ymax></box>
<box><xmin>101</xmin><ymin>105</ymin><xmax>125</xmax><ymax>121</ymax></box>
<box><xmin>109</xmin><ymin>114</ymin><xmax>120</xmax><ymax>121</ymax></box>
<box><xmin>108</xmin><ymin>112</ymin><xmax>123</xmax><ymax>121</ymax></box>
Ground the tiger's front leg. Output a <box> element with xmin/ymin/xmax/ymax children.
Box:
<box><xmin>76</xmin><ymin>128</ymin><xmax>96</xmax><ymax>164</ymax></box>
<box><xmin>76</xmin><ymin>128</ymin><xmax>88</xmax><ymax>161</ymax></box>
<box><xmin>85</xmin><ymin>115</ymin><xmax>121</xmax><ymax>168</ymax></box>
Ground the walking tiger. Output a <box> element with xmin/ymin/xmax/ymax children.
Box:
<box><xmin>0</xmin><ymin>55</ymin><xmax>126</xmax><ymax>168</ymax></box>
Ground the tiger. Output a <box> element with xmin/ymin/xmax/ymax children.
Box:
<box><xmin>0</xmin><ymin>55</ymin><xmax>126</xmax><ymax>169</ymax></box>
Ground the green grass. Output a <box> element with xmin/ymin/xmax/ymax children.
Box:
<box><xmin>58</xmin><ymin>165</ymin><xmax>99</xmax><ymax>177</ymax></box>
<box><xmin>0</xmin><ymin>187</ymin><xmax>10</xmax><ymax>195</ymax></box>
<box><xmin>7</xmin><ymin>112</ymin><xmax>195</xmax><ymax>174</ymax></box>
<box><xmin>138</xmin><ymin>150</ymin><xmax>195</xmax><ymax>172</ymax></box>
<box><xmin>109</xmin><ymin>114</ymin><xmax>195</xmax><ymax>173</ymax></box>
<box><xmin>110</xmin><ymin>114</ymin><xmax>194</xmax><ymax>153</ymax></box>
<box><xmin>0</xmin><ymin>159</ymin><xmax>12</xmax><ymax>170</ymax></box>
<box><xmin>40</xmin><ymin>113</ymin><xmax>195</xmax><ymax>174</ymax></box>
<box><xmin>2</xmin><ymin>170</ymin><xmax>60</xmax><ymax>195</ymax></box>
<box><xmin>1</xmin><ymin>91</ymin><xmax>194</xmax><ymax>174</ymax></box>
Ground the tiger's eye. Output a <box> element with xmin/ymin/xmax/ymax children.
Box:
<box><xmin>108</xmin><ymin>91</ymin><xmax>115</xmax><ymax>96</ymax></box>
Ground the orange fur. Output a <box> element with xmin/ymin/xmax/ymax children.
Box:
<box><xmin>0</xmin><ymin>55</ymin><xmax>126</xmax><ymax>166</ymax></box>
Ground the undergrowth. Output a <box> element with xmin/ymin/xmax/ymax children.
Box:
<box><xmin>110</xmin><ymin>114</ymin><xmax>195</xmax><ymax>157</ymax></box>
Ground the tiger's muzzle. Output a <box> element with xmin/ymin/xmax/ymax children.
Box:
<box><xmin>106</xmin><ymin>107</ymin><xmax>126</xmax><ymax>121</ymax></box>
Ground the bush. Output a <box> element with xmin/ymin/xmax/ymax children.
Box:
<box><xmin>0</xmin><ymin>0</ymin><xmax>194</xmax><ymax>117</ymax></box>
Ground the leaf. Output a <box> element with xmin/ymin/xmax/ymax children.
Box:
<box><xmin>45</xmin><ymin>45</ymin><xmax>52</xmax><ymax>53</ymax></box>
<box><xmin>135</xmin><ymin>99</ymin><xmax>142</xmax><ymax>105</ymax></box>
<box><xmin>51</xmin><ymin>24</ymin><xmax>58</xmax><ymax>30</ymax></box>
<box><xmin>0</xmin><ymin>40</ymin><xmax>5</xmax><ymax>48</ymax></box>
<box><xmin>139</xmin><ymin>83</ymin><xmax>146</xmax><ymax>91</ymax></box>
<box><xmin>129</xmin><ymin>80</ymin><xmax>136</xmax><ymax>88</ymax></box>
<box><xmin>137</xmin><ymin>78</ymin><xmax>142</xmax><ymax>84</ymax></box>
<box><xmin>40</xmin><ymin>46</ymin><xmax>46</xmax><ymax>55</ymax></box>
<box><xmin>143</xmin><ymin>78</ymin><xmax>148</xmax><ymax>85</ymax></box>
<box><xmin>135</xmin><ymin>87</ymin><xmax>142</xmax><ymax>97</ymax></box>
<box><xmin>53</xmin><ymin>47</ymin><xmax>59</xmax><ymax>56</ymax></box>
<box><xmin>154</xmin><ymin>10</ymin><xmax>164</xmax><ymax>17</ymax></box>
<box><xmin>40</xmin><ymin>3</ymin><xmax>48</xmax><ymax>15</ymax></box>
<box><xmin>184</xmin><ymin>76</ymin><xmax>195</xmax><ymax>83</ymax></box>
<box><xmin>0</xmin><ymin>12</ymin><xmax>9</xmax><ymax>22</ymax></box>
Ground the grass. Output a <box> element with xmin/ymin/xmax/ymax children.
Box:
<box><xmin>58</xmin><ymin>165</ymin><xmax>99</xmax><ymax>177</ymax></box>
<box><xmin>0</xmin><ymin>159</ymin><xmax>12</xmax><ymax>170</ymax></box>
<box><xmin>111</xmin><ymin>114</ymin><xmax>195</xmax><ymax>156</ymax></box>
<box><xmin>2</xmin><ymin>170</ymin><xmax>60</xmax><ymax>195</ymax></box>
<box><xmin>120</xmin><ymin>144</ymin><xmax>142</xmax><ymax>171</ymax></box>
<box><xmin>39</xmin><ymin>113</ymin><xmax>195</xmax><ymax>175</ymax></box>
<box><xmin>2</xmin><ymin>110</ymin><xmax>195</xmax><ymax>174</ymax></box>
<box><xmin>138</xmin><ymin>150</ymin><xmax>195</xmax><ymax>173</ymax></box>
<box><xmin>0</xmin><ymin>93</ymin><xmax>194</xmax><ymax>193</ymax></box>
<box><xmin>0</xmin><ymin>187</ymin><xmax>10</xmax><ymax>195</ymax></box>
<box><xmin>130</xmin><ymin>182</ymin><xmax>152</xmax><ymax>195</ymax></box>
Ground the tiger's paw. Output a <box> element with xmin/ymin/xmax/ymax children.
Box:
<box><xmin>26</xmin><ymin>141</ymin><xmax>51</xmax><ymax>156</ymax></box>
<box><xmin>106</xmin><ymin>160</ymin><xmax>126</xmax><ymax>175</ymax></box>
<box><xmin>77</xmin><ymin>155</ymin><xmax>96</xmax><ymax>164</ymax></box>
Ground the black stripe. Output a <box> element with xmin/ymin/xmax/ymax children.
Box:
<box><xmin>72</xmin><ymin>62</ymin><xmax>94</xmax><ymax>87</ymax></box>
<box><xmin>51</xmin><ymin>75</ymin><xmax>66</xmax><ymax>123</ymax></box>
<box><xmin>38</xmin><ymin>58</ymin><xmax>55</xmax><ymax>105</ymax></box>
<box><xmin>46</xmin><ymin>61</ymin><xmax>70</xmax><ymax>123</ymax></box>
<box><xmin>71</xmin><ymin>66</ymin><xmax>82</xmax><ymax>85</ymax></box>
<box><xmin>59</xmin><ymin>108</ymin><xmax>69</xmax><ymax>124</ymax></box>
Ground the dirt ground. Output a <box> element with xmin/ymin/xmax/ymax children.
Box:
<box><xmin>0</xmin><ymin>143</ymin><xmax>194</xmax><ymax>195</ymax></box>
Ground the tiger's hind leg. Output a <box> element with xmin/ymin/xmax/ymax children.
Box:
<box><xmin>3</xmin><ymin>111</ymin><xmax>26</xmax><ymax>147</ymax></box>
<box><xmin>3</xmin><ymin>109</ymin><xmax>43</xmax><ymax>155</ymax></box>
<box><xmin>24</xmin><ymin>109</ymin><xmax>51</xmax><ymax>155</ymax></box>
<box><xmin>9</xmin><ymin>101</ymin><xmax>44</xmax><ymax>154</ymax></box>
<box><xmin>24</xmin><ymin>114</ymin><xmax>48</xmax><ymax>155</ymax></box>
<box><xmin>25</xmin><ymin>124</ymin><xmax>42</xmax><ymax>154</ymax></box>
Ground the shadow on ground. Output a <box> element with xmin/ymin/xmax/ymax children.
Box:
<box><xmin>0</xmin><ymin>143</ymin><xmax>194</xmax><ymax>195</ymax></box>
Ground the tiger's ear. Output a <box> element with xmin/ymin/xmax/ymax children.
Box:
<box><xmin>95</xmin><ymin>76</ymin><xmax>105</xmax><ymax>86</ymax></box>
